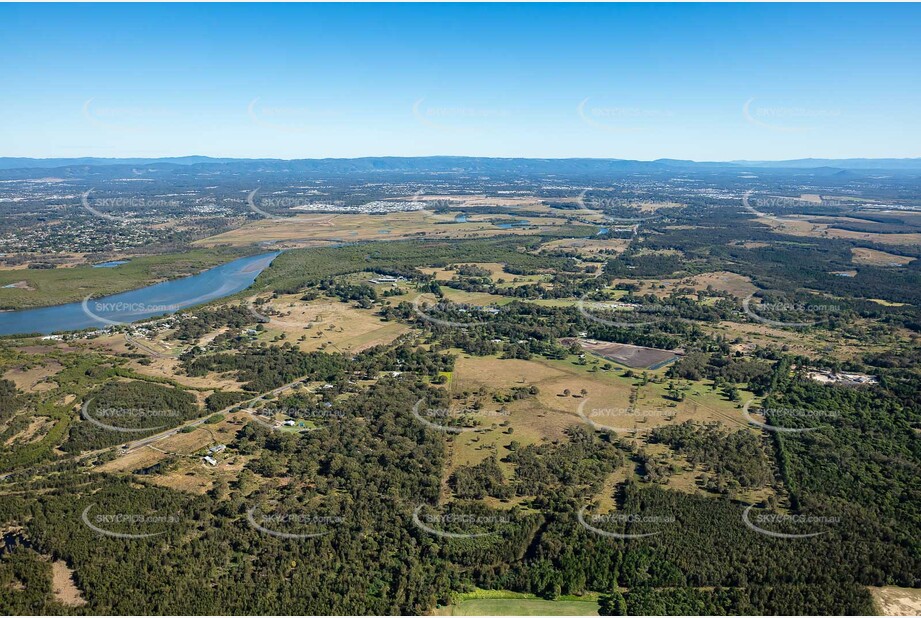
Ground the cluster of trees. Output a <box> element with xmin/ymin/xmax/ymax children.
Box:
<box><xmin>631</xmin><ymin>208</ymin><xmax>920</xmax><ymax>323</ymax></box>
<box><xmin>2</xmin><ymin>341</ymin><xmax>918</xmax><ymax>615</ymax></box>
<box><xmin>604</xmin><ymin>252</ymin><xmax>689</xmax><ymax>278</ymax></box>
<box><xmin>667</xmin><ymin>350</ymin><xmax>775</xmax><ymax>391</ymax></box>
<box><xmin>600</xmin><ymin>582</ymin><xmax>874</xmax><ymax>615</ymax></box>
<box><xmin>506</xmin><ymin>426</ymin><xmax>624</xmax><ymax>497</ymax></box>
<box><xmin>313</xmin><ymin>280</ymin><xmax>379</xmax><ymax>307</ymax></box>
<box><xmin>1</xmin><ymin>376</ymin><xmax>457</xmax><ymax>614</ymax></box>
<box><xmin>183</xmin><ymin>345</ymin><xmax>350</xmax><ymax>392</ymax></box>
<box><xmin>0</xmin><ymin>543</ymin><xmax>57</xmax><ymax>614</ymax></box>
<box><xmin>765</xmin><ymin>365</ymin><xmax>921</xmax><ymax>562</ymax></box>
<box><xmin>650</xmin><ymin>421</ymin><xmax>773</xmax><ymax>492</ymax></box>
<box><xmin>62</xmin><ymin>380</ymin><xmax>199</xmax><ymax>452</ymax></box>
<box><xmin>449</xmin><ymin>456</ymin><xmax>513</xmax><ymax>500</ymax></box>
<box><xmin>169</xmin><ymin>304</ymin><xmax>257</xmax><ymax>341</ymax></box>
<box><xmin>452</xmin><ymin>264</ymin><xmax>492</xmax><ymax>278</ymax></box>
<box><xmin>0</xmin><ymin>377</ymin><xmax>22</xmax><ymax>421</ymax></box>
<box><xmin>205</xmin><ymin>390</ymin><xmax>250</xmax><ymax>412</ymax></box>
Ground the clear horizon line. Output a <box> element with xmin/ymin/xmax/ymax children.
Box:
<box><xmin>3</xmin><ymin>154</ymin><xmax>920</xmax><ymax>163</ymax></box>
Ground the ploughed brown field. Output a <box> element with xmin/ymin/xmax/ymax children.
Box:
<box><xmin>560</xmin><ymin>337</ymin><xmax>681</xmax><ymax>369</ymax></box>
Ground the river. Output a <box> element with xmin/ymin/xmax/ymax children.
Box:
<box><xmin>0</xmin><ymin>252</ymin><xmax>280</xmax><ymax>336</ymax></box>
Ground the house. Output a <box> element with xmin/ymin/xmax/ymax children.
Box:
<box><xmin>807</xmin><ymin>369</ymin><xmax>878</xmax><ymax>386</ymax></box>
<box><xmin>369</xmin><ymin>275</ymin><xmax>405</xmax><ymax>284</ymax></box>
<box><xmin>283</xmin><ymin>420</ymin><xmax>296</xmax><ymax>426</ymax></box>
<box><xmin>202</xmin><ymin>456</ymin><xmax>217</xmax><ymax>466</ymax></box>
<box><xmin>208</xmin><ymin>444</ymin><xmax>226</xmax><ymax>454</ymax></box>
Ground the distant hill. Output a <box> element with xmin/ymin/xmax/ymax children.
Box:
<box><xmin>1</xmin><ymin>155</ymin><xmax>920</xmax><ymax>174</ymax></box>
<box><xmin>0</xmin><ymin>156</ymin><xmax>249</xmax><ymax>170</ymax></box>
<box><xmin>731</xmin><ymin>158</ymin><xmax>921</xmax><ymax>170</ymax></box>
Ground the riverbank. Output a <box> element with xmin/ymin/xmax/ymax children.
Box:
<box><xmin>0</xmin><ymin>251</ymin><xmax>279</xmax><ymax>336</ymax></box>
<box><xmin>0</xmin><ymin>247</ymin><xmax>257</xmax><ymax>311</ymax></box>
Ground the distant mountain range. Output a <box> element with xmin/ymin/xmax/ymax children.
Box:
<box><xmin>1</xmin><ymin>155</ymin><xmax>919</xmax><ymax>174</ymax></box>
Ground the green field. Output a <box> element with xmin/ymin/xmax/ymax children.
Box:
<box><xmin>434</xmin><ymin>598</ymin><xmax>599</xmax><ymax>616</ymax></box>
<box><xmin>0</xmin><ymin>247</ymin><xmax>252</xmax><ymax>310</ymax></box>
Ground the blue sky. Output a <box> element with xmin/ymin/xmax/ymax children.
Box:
<box><xmin>2</xmin><ymin>3</ymin><xmax>919</xmax><ymax>160</ymax></box>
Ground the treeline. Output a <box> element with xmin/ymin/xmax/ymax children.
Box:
<box><xmin>601</xmin><ymin>582</ymin><xmax>874</xmax><ymax>615</ymax></box>
<box><xmin>255</xmin><ymin>237</ymin><xmax>569</xmax><ymax>296</ymax></box>
<box><xmin>183</xmin><ymin>339</ymin><xmax>455</xmax><ymax>393</ymax></box>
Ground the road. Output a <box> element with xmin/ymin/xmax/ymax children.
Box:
<box><xmin>0</xmin><ymin>374</ymin><xmax>311</xmax><ymax>482</ymax></box>
<box><xmin>123</xmin><ymin>375</ymin><xmax>308</xmax><ymax>454</ymax></box>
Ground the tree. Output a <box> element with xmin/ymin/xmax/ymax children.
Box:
<box><xmin>599</xmin><ymin>590</ymin><xmax>628</xmax><ymax>615</ymax></box>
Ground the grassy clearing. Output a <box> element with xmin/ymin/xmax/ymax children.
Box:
<box><xmin>432</xmin><ymin>589</ymin><xmax>600</xmax><ymax>616</ymax></box>
<box><xmin>443</xmin><ymin>352</ymin><xmax>759</xmax><ymax>488</ymax></box>
<box><xmin>870</xmin><ymin>586</ymin><xmax>921</xmax><ymax>616</ymax></box>
<box><xmin>196</xmin><ymin>210</ymin><xmax>574</xmax><ymax>248</ymax></box>
<box><xmin>432</xmin><ymin>598</ymin><xmax>599</xmax><ymax>616</ymax></box>
<box><xmin>539</xmin><ymin>237</ymin><xmax>631</xmax><ymax>257</ymax></box>
<box><xmin>99</xmin><ymin>411</ymin><xmax>249</xmax><ymax>495</ymax></box>
<box><xmin>2</xmin><ymin>360</ymin><xmax>63</xmax><ymax>393</ymax></box>
<box><xmin>754</xmin><ymin>214</ymin><xmax>921</xmax><ymax>247</ymax></box>
<box><xmin>437</xmin><ymin>289</ymin><xmax>515</xmax><ymax>307</ymax></box>
<box><xmin>420</xmin><ymin>263</ymin><xmax>548</xmax><ymax>289</ymax></box>
<box><xmin>851</xmin><ymin>247</ymin><xmax>915</xmax><ymax>267</ymax></box>
<box><xmin>250</xmin><ymin>294</ymin><xmax>411</xmax><ymax>354</ymax></box>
